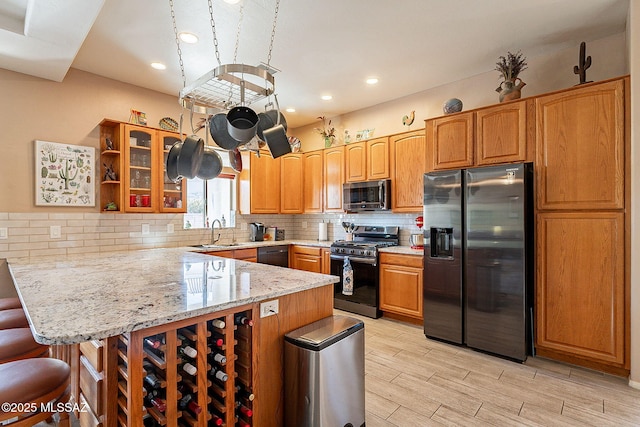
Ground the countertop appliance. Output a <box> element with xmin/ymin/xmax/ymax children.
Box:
<box><xmin>330</xmin><ymin>225</ymin><xmax>399</xmax><ymax>318</ymax></box>
<box><xmin>423</xmin><ymin>163</ymin><xmax>534</xmax><ymax>361</ymax></box>
<box><xmin>249</xmin><ymin>222</ymin><xmax>265</xmax><ymax>242</ymax></box>
<box><xmin>343</xmin><ymin>179</ymin><xmax>390</xmax><ymax>212</ymax></box>
<box><xmin>257</xmin><ymin>245</ymin><xmax>288</xmax><ymax>268</ymax></box>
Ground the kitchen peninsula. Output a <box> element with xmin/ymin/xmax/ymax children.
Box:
<box><xmin>8</xmin><ymin>248</ymin><xmax>338</xmax><ymax>427</ymax></box>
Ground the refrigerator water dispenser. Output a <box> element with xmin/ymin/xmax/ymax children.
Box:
<box><xmin>430</xmin><ymin>227</ymin><xmax>453</xmax><ymax>258</ymax></box>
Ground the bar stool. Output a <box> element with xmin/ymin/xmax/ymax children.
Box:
<box><xmin>0</xmin><ymin>328</ymin><xmax>49</xmax><ymax>363</ymax></box>
<box><xmin>0</xmin><ymin>297</ymin><xmax>21</xmax><ymax>311</ymax></box>
<box><xmin>0</xmin><ymin>308</ymin><xmax>29</xmax><ymax>329</ymax></box>
<box><xmin>0</xmin><ymin>358</ymin><xmax>70</xmax><ymax>426</ymax></box>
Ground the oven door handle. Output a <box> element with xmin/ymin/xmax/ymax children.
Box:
<box><xmin>330</xmin><ymin>254</ymin><xmax>377</xmax><ymax>266</ymax></box>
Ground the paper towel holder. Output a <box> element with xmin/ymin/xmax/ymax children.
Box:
<box><xmin>319</xmin><ymin>222</ymin><xmax>328</xmax><ymax>241</ymax></box>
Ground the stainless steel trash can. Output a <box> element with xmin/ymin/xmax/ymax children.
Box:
<box><xmin>284</xmin><ymin>315</ymin><xmax>365</xmax><ymax>427</ymax></box>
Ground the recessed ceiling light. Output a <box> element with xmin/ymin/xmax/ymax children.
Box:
<box><xmin>223</xmin><ymin>0</ymin><xmax>241</xmax><ymax>4</ymax></box>
<box><xmin>321</xmin><ymin>95</ymin><xmax>333</xmax><ymax>101</ymax></box>
<box><xmin>151</xmin><ymin>62</ymin><xmax>166</xmax><ymax>70</ymax></box>
<box><xmin>285</xmin><ymin>108</ymin><xmax>296</xmax><ymax>113</ymax></box>
<box><xmin>178</xmin><ymin>32</ymin><xmax>199</xmax><ymax>44</ymax></box>
<box><xmin>366</xmin><ymin>77</ymin><xmax>379</xmax><ymax>85</ymax></box>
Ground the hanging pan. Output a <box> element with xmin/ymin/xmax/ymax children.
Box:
<box><xmin>209</xmin><ymin>113</ymin><xmax>242</xmax><ymax>150</ymax></box>
<box><xmin>176</xmin><ymin>134</ymin><xmax>204</xmax><ymax>179</ymax></box>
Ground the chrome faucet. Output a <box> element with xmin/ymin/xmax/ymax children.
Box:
<box><xmin>210</xmin><ymin>219</ymin><xmax>222</xmax><ymax>245</ymax></box>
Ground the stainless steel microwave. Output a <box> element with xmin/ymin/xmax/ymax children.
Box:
<box><xmin>343</xmin><ymin>179</ymin><xmax>390</xmax><ymax>211</ymax></box>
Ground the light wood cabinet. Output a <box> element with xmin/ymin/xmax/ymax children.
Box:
<box><xmin>280</xmin><ymin>153</ymin><xmax>303</xmax><ymax>213</ymax></box>
<box><xmin>345</xmin><ymin>137</ymin><xmax>390</xmax><ymax>182</ymax></box>
<box><xmin>303</xmin><ymin>150</ymin><xmax>323</xmax><ymax>213</ymax></box>
<box><xmin>345</xmin><ymin>142</ymin><xmax>367</xmax><ymax>182</ymax></box>
<box><xmin>206</xmin><ymin>248</ymin><xmax>257</xmax><ymax>262</ymax></box>
<box><xmin>238</xmin><ymin>150</ymin><xmax>281</xmax><ymax>214</ymax></box>
<box><xmin>77</xmin><ymin>340</ymin><xmax>104</xmax><ymax>425</ymax></box>
<box><xmin>535</xmin><ymin>79</ymin><xmax>625</xmax><ymax>210</ymax></box>
<box><xmin>476</xmin><ymin>100</ymin><xmax>529</xmax><ymax>166</ymax></box>
<box><xmin>321</xmin><ymin>248</ymin><xmax>332</xmax><ymax>275</ymax></box>
<box><xmin>379</xmin><ymin>253</ymin><xmax>423</xmax><ymax>321</ymax></box>
<box><xmin>426</xmin><ymin>112</ymin><xmax>474</xmax><ymax>171</ymax></box>
<box><xmin>323</xmin><ymin>146</ymin><xmax>344</xmax><ymax>212</ymax></box>
<box><xmin>390</xmin><ymin>129</ymin><xmax>425</xmax><ymax>212</ymax></box>
<box><xmin>99</xmin><ymin>120</ymin><xmax>186</xmax><ymax>213</ymax></box>
<box><xmin>289</xmin><ymin>245</ymin><xmax>323</xmax><ymax>273</ymax></box>
<box><xmin>534</xmin><ymin>77</ymin><xmax>629</xmax><ymax>375</ymax></box>
<box><xmin>536</xmin><ymin>212</ymin><xmax>625</xmax><ymax>366</ymax></box>
<box><xmin>367</xmin><ymin>137</ymin><xmax>390</xmax><ymax>179</ymax></box>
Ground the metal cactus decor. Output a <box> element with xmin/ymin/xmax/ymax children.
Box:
<box><xmin>573</xmin><ymin>41</ymin><xmax>592</xmax><ymax>85</ymax></box>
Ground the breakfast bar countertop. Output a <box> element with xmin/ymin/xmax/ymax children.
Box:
<box><xmin>8</xmin><ymin>247</ymin><xmax>339</xmax><ymax>345</ymax></box>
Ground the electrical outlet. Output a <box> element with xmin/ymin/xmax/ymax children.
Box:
<box><xmin>167</xmin><ymin>223</ymin><xmax>175</xmax><ymax>234</ymax></box>
<box><xmin>50</xmin><ymin>225</ymin><xmax>61</xmax><ymax>239</ymax></box>
<box><xmin>260</xmin><ymin>300</ymin><xmax>279</xmax><ymax>318</ymax></box>
<box><xmin>0</xmin><ymin>228</ymin><xmax>7</xmax><ymax>239</ymax></box>
<box><xmin>141</xmin><ymin>224</ymin><xmax>150</xmax><ymax>235</ymax></box>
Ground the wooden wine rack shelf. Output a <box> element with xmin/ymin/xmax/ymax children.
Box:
<box><xmin>111</xmin><ymin>306</ymin><xmax>256</xmax><ymax>427</ymax></box>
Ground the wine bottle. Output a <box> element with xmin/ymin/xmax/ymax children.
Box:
<box><xmin>210</xmin><ymin>334</ymin><xmax>224</xmax><ymax>348</ymax></box>
<box><xmin>144</xmin><ymin>335</ymin><xmax>162</xmax><ymax>349</ymax></box>
<box><xmin>235</xmin><ymin>385</ymin><xmax>255</xmax><ymax>401</ymax></box>
<box><xmin>235</xmin><ymin>313</ymin><xmax>254</xmax><ymax>327</ymax></box>
<box><xmin>144</xmin><ymin>373</ymin><xmax>161</xmax><ymax>389</ymax></box>
<box><xmin>143</xmin><ymin>389</ymin><xmax>166</xmax><ymax>412</ymax></box>
<box><xmin>235</xmin><ymin>416</ymin><xmax>250</xmax><ymax>427</ymax></box>
<box><xmin>210</xmin><ymin>318</ymin><xmax>226</xmax><ymax>329</ymax></box>
<box><xmin>178</xmin><ymin>342</ymin><xmax>197</xmax><ymax>359</ymax></box>
<box><xmin>210</xmin><ymin>414</ymin><xmax>223</xmax><ymax>426</ymax></box>
<box><xmin>178</xmin><ymin>393</ymin><xmax>203</xmax><ymax>415</ymax></box>
<box><xmin>235</xmin><ymin>401</ymin><xmax>253</xmax><ymax>417</ymax></box>
<box><xmin>210</xmin><ymin>365</ymin><xmax>228</xmax><ymax>382</ymax></box>
<box><xmin>211</xmin><ymin>351</ymin><xmax>227</xmax><ymax>364</ymax></box>
<box><xmin>180</xmin><ymin>361</ymin><xmax>197</xmax><ymax>376</ymax></box>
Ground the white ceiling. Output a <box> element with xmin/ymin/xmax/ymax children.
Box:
<box><xmin>0</xmin><ymin>0</ymin><xmax>629</xmax><ymax>128</ymax></box>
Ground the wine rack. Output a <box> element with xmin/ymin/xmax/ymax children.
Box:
<box><xmin>114</xmin><ymin>307</ymin><xmax>255</xmax><ymax>426</ymax></box>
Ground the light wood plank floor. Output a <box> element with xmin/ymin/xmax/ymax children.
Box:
<box><xmin>337</xmin><ymin>310</ymin><xmax>640</xmax><ymax>427</ymax></box>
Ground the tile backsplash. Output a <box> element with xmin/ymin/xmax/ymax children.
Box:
<box><xmin>0</xmin><ymin>211</ymin><xmax>425</xmax><ymax>259</ymax></box>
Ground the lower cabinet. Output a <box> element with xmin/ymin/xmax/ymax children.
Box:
<box><xmin>205</xmin><ymin>248</ymin><xmax>257</xmax><ymax>263</ymax></box>
<box><xmin>289</xmin><ymin>245</ymin><xmax>323</xmax><ymax>273</ymax></box>
<box><xmin>535</xmin><ymin>212</ymin><xmax>627</xmax><ymax>371</ymax></box>
<box><xmin>379</xmin><ymin>253</ymin><xmax>423</xmax><ymax>321</ymax></box>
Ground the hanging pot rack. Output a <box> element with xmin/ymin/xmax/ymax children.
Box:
<box><xmin>179</xmin><ymin>63</ymin><xmax>275</xmax><ymax>114</ymax></box>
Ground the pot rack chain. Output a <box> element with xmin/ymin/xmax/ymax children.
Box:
<box><xmin>169</xmin><ymin>0</ymin><xmax>187</xmax><ymax>89</ymax></box>
<box><xmin>227</xmin><ymin>1</ymin><xmax>245</xmax><ymax>103</ymax></box>
<box><xmin>208</xmin><ymin>0</ymin><xmax>222</xmax><ymax>67</ymax></box>
<box><xmin>266</xmin><ymin>0</ymin><xmax>280</xmax><ymax>68</ymax></box>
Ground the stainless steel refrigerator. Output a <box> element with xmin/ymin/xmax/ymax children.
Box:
<box><xmin>423</xmin><ymin>163</ymin><xmax>534</xmax><ymax>361</ymax></box>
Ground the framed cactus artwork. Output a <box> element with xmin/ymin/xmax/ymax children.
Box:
<box><xmin>35</xmin><ymin>140</ymin><xmax>95</xmax><ymax>206</ymax></box>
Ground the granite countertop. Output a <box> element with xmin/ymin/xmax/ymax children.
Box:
<box><xmin>8</xmin><ymin>247</ymin><xmax>338</xmax><ymax>345</ymax></box>
<box><xmin>189</xmin><ymin>239</ymin><xmax>333</xmax><ymax>252</ymax></box>
<box><xmin>379</xmin><ymin>246</ymin><xmax>424</xmax><ymax>256</ymax></box>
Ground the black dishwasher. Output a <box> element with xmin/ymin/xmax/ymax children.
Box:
<box><xmin>257</xmin><ymin>245</ymin><xmax>289</xmax><ymax>267</ymax></box>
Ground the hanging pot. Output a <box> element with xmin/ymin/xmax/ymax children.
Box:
<box><xmin>166</xmin><ymin>141</ymin><xmax>183</xmax><ymax>182</ymax></box>
<box><xmin>197</xmin><ymin>147</ymin><xmax>223</xmax><ymax>179</ymax></box>
<box><xmin>229</xmin><ymin>147</ymin><xmax>243</xmax><ymax>172</ymax></box>
<box><xmin>257</xmin><ymin>109</ymin><xmax>288</xmax><ymax>141</ymax></box>
<box><xmin>209</xmin><ymin>113</ymin><xmax>241</xmax><ymax>150</ymax></box>
<box><xmin>263</xmin><ymin>124</ymin><xmax>291</xmax><ymax>159</ymax></box>
<box><xmin>176</xmin><ymin>135</ymin><xmax>204</xmax><ymax>179</ymax></box>
<box><xmin>226</xmin><ymin>106</ymin><xmax>259</xmax><ymax>143</ymax></box>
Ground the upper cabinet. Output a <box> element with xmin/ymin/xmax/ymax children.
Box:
<box><xmin>345</xmin><ymin>137</ymin><xmax>390</xmax><ymax>182</ymax></box>
<box><xmin>99</xmin><ymin>119</ymin><xmax>186</xmax><ymax>213</ymax></box>
<box><xmin>426</xmin><ymin>112</ymin><xmax>474</xmax><ymax>171</ymax></box>
<box><xmin>303</xmin><ymin>150</ymin><xmax>324</xmax><ymax>213</ymax></box>
<box><xmin>238</xmin><ymin>150</ymin><xmax>281</xmax><ymax>214</ymax></box>
<box><xmin>476</xmin><ymin>100</ymin><xmax>530</xmax><ymax>166</ymax></box>
<box><xmin>535</xmin><ymin>79</ymin><xmax>625</xmax><ymax>210</ymax></box>
<box><xmin>390</xmin><ymin>129</ymin><xmax>425</xmax><ymax>212</ymax></box>
<box><xmin>280</xmin><ymin>153</ymin><xmax>303</xmax><ymax>214</ymax></box>
<box><xmin>323</xmin><ymin>146</ymin><xmax>344</xmax><ymax>212</ymax></box>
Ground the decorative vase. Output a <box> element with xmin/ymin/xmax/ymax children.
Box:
<box><xmin>496</xmin><ymin>77</ymin><xmax>526</xmax><ymax>103</ymax></box>
<box><xmin>324</xmin><ymin>136</ymin><xmax>334</xmax><ymax>148</ymax></box>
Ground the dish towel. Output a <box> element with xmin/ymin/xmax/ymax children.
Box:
<box><xmin>342</xmin><ymin>257</ymin><xmax>353</xmax><ymax>296</ymax></box>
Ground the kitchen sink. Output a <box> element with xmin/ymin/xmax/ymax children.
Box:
<box><xmin>190</xmin><ymin>243</ymin><xmax>241</xmax><ymax>249</ymax></box>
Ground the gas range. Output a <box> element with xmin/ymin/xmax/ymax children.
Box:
<box><xmin>330</xmin><ymin>226</ymin><xmax>399</xmax><ymax>265</ymax></box>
